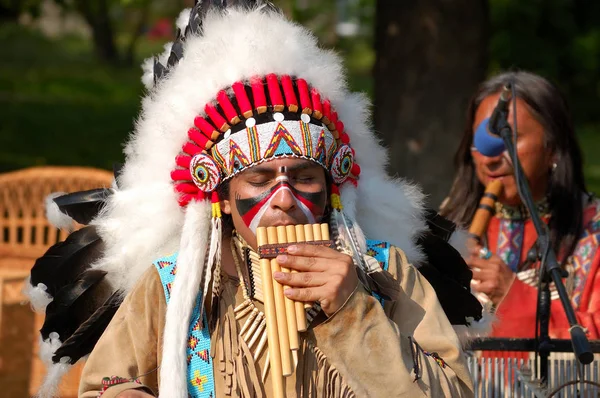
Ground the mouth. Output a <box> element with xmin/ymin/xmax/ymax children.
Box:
<box><xmin>487</xmin><ymin>172</ymin><xmax>510</xmax><ymax>179</ymax></box>
<box><xmin>269</xmin><ymin>220</ymin><xmax>301</xmax><ymax>227</ymax></box>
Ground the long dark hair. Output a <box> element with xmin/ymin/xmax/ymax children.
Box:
<box><xmin>440</xmin><ymin>71</ymin><xmax>587</xmax><ymax>261</ymax></box>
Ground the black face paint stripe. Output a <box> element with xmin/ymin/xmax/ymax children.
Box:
<box><xmin>235</xmin><ymin>181</ymin><xmax>326</xmax><ymax>217</ymax></box>
<box><xmin>294</xmin><ymin>188</ymin><xmax>327</xmax><ymax>210</ymax></box>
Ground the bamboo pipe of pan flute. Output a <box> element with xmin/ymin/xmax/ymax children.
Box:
<box><xmin>256</xmin><ymin>228</ymin><xmax>285</xmax><ymax>398</ymax></box>
<box><xmin>267</xmin><ymin>227</ymin><xmax>293</xmax><ymax>377</ymax></box>
<box><xmin>287</xmin><ymin>225</ymin><xmax>308</xmax><ymax>332</ymax></box>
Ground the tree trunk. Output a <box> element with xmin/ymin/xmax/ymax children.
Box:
<box><xmin>374</xmin><ymin>0</ymin><xmax>488</xmax><ymax>207</ymax></box>
<box><xmin>75</xmin><ymin>0</ymin><xmax>120</xmax><ymax>64</ymax></box>
<box><xmin>124</xmin><ymin>0</ymin><xmax>152</xmax><ymax>66</ymax></box>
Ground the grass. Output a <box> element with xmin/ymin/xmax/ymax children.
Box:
<box><xmin>1</xmin><ymin>23</ymin><xmax>599</xmax><ymax>197</ymax></box>
<box><xmin>0</xmin><ymin>24</ymin><xmax>161</xmax><ymax>172</ymax></box>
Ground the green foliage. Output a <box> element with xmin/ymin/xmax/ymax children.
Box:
<box><xmin>489</xmin><ymin>0</ymin><xmax>600</xmax><ymax>125</ymax></box>
<box><xmin>1</xmin><ymin>0</ymin><xmax>599</xmax><ymax>196</ymax></box>
<box><xmin>0</xmin><ymin>23</ymin><xmax>144</xmax><ymax>172</ymax></box>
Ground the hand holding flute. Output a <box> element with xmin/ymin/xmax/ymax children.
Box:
<box><xmin>466</xmin><ymin>180</ymin><xmax>515</xmax><ymax>306</ymax></box>
<box><xmin>256</xmin><ymin>223</ymin><xmax>358</xmax><ymax>398</ymax></box>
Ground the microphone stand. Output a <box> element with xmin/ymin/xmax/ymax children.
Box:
<box><xmin>489</xmin><ymin>100</ymin><xmax>593</xmax><ymax>387</ymax></box>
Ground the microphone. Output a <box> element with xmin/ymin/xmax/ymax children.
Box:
<box><xmin>472</xmin><ymin>85</ymin><xmax>512</xmax><ymax>157</ymax></box>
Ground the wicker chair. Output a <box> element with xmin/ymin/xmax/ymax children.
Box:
<box><xmin>0</xmin><ymin>166</ymin><xmax>113</xmax><ymax>398</ymax></box>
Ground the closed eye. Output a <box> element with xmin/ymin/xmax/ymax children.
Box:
<box><xmin>247</xmin><ymin>179</ymin><xmax>272</xmax><ymax>187</ymax></box>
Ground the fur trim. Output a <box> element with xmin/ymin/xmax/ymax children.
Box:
<box><xmin>448</xmin><ymin>228</ymin><xmax>470</xmax><ymax>258</ymax></box>
<box><xmin>92</xmin><ymin>183</ymin><xmax>184</xmax><ymax>293</ymax></box>
<box><xmin>44</xmin><ymin>192</ymin><xmax>74</xmax><ymax>231</ymax></box>
<box><xmin>159</xmin><ymin>200</ymin><xmax>212</xmax><ymax>397</ymax></box>
<box><xmin>23</xmin><ymin>275</ymin><xmax>53</xmax><ymax>312</ymax></box>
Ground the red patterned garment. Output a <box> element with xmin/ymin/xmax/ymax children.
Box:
<box><xmin>486</xmin><ymin>197</ymin><xmax>600</xmax><ymax>339</ymax></box>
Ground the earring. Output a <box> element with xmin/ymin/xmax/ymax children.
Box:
<box><xmin>552</xmin><ymin>162</ymin><xmax>558</xmax><ymax>171</ymax></box>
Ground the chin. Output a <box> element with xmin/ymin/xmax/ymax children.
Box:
<box><xmin>499</xmin><ymin>193</ymin><xmax>521</xmax><ymax>206</ymax></box>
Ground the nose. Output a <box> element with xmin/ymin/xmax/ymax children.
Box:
<box><xmin>270</xmin><ymin>185</ymin><xmax>297</xmax><ymax>212</ymax></box>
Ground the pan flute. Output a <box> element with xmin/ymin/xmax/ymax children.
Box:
<box><xmin>255</xmin><ymin>223</ymin><xmax>333</xmax><ymax>398</ymax></box>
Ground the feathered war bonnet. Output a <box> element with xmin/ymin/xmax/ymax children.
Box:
<box><xmin>94</xmin><ymin>1</ymin><xmax>431</xmax><ymax>395</ymax></box>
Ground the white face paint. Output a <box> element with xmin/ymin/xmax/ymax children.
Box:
<box><xmin>247</xmin><ymin>180</ymin><xmax>316</xmax><ymax>233</ymax></box>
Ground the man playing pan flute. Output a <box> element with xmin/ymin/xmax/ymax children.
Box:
<box><xmin>25</xmin><ymin>2</ymin><xmax>482</xmax><ymax>397</ymax></box>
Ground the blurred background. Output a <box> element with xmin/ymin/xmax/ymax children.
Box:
<box><xmin>2</xmin><ymin>0</ymin><xmax>600</xmax><ymax>205</ymax></box>
<box><xmin>1</xmin><ymin>1</ymin><xmax>600</xmax><ymax>396</ymax></box>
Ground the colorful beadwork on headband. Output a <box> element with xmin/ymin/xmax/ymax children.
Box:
<box><xmin>190</xmin><ymin>153</ymin><xmax>220</xmax><ymax>192</ymax></box>
<box><xmin>330</xmin><ymin>144</ymin><xmax>354</xmax><ymax>184</ymax></box>
<box><xmin>171</xmin><ymin>74</ymin><xmax>361</xmax><ymax>206</ymax></box>
<box><xmin>210</xmin><ymin>114</ymin><xmax>337</xmax><ymax>179</ymax></box>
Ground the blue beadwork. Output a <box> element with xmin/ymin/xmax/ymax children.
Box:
<box><xmin>153</xmin><ymin>253</ymin><xmax>216</xmax><ymax>398</ymax></box>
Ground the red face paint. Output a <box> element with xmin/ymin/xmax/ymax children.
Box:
<box><xmin>235</xmin><ymin>178</ymin><xmax>326</xmax><ymax>232</ymax></box>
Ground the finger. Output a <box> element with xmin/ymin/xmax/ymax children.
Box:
<box><xmin>471</xmin><ymin>268</ymin><xmax>495</xmax><ymax>281</ymax></box>
<box><xmin>467</xmin><ymin>243</ymin><xmax>483</xmax><ymax>256</ymax></box>
<box><xmin>286</xmin><ymin>243</ymin><xmax>343</xmax><ymax>259</ymax></box>
<box><xmin>273</xmin><ymin>271</ymin><xmax>326</xmax><ymax>287</ymax></box>
<box><xmin>475</xmin><ymin>281</ymin><xmax>494</xmax><ymax>296</ymax></box>
<box><xmin>283</xmin><ymin>286</ymin><xmax>322</xmax><ymax>302</ymax></box>
<box><xmin>277</xmin><ymin>254</ymin><xmax>328</xmax><ymax>272</ymax></box>
<box><xmin>468</xmin><ymin>256</ymin><xmax>502</xmax><ymax>270</ymax></box>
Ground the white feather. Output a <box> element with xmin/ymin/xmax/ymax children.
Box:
<box><xmin>22</xmin><ymin>276</ymin><xmax>53</xmax><ymax>312</ymax></box>
<box><xmin>203</xmin><ymin>217</ymin><xmax>221</xmax><ymax>307</ymax></box>
<box><xmin>85</xmin><ymin>7</ymin><xmax>438</xmax><ymax>392</ymax></box>
<box><xmin>97</xmin><ymin>6</ymin><xmax>430</xmax><ymax>296</ymax></box>
<box><xmin>453</xmin><ymin>303</ymin><xmax>496</xmax><ymax>346</ymax></box>
<box><xmin>449</xmin><ymin>228</ymin><xmax>470</xmax><ymax>258</ymax></box>
<box><xmin>36</xmin><ymin>357</ymin><xmax>71</xmax><ymax>398</ymax></box>
<box><xmin>39</xmin><ymin>332</ymin><xmax>62</xmax><ymax>365</ymax></box>
<box><xmin>176</xmin><ymin>8</ymin><xmax>192</xmax><ymax>32</ymax></box>
<box><xmin>44</xmin><ymin>192</ymin><xmax>74</xmax><ymax>231</ymax></box>
<box><xmin>141</xmin><ymin>57</ymin><xmax>155</xmax><ymax>89</ymax></box>
<box><xmin>159</xmin><ymin>200</ymin><xmax>211</xmax><ymax>397</ymax></box>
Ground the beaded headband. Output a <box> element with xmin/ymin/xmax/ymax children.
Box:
<box><xmin>170</xmin><ymin>74</ymin><xmax>361</xmax><ymax>207</ymax></box>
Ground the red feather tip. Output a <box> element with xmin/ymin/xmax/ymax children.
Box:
<box><xmin>310</xmin><ymin>88</ymin><xmax>323</xmax><ymax>119</ymax></box>
<box><xmin>196</xmin><ymin>192</ymin><xmax>207</xmax><ymax>201</ymax></box>
<box><xmin>340</xmin><ymin>132</ymin><xmax>350</xmax><ymax>145</ymax></box>
<box><xmin>281</xmin><ymin>75</ymin><xmax>298</xmax><ymax>112</ymax></box>
<box><xmin>250</xmin><ymin>77</ymin><xmax>267</xmax><ymax>114</ymax></box>
<box><xmin>176</xmin><ymin>155</ymin><xmax>192</xmax><ymax>169</ymax></box>
<box><xmin>204</xmin><ymin>104</ymin><xmax>230</xmax><ymax>133</ymax></box>
<box><xmin>266</xmin><ymin>74</ymin><xmax>285</xmax><ymax>112</ymax></box>
<box><xmin>217</xmin><ymin>90</ymin><xmax>241</xmax><ymax>125</ymax></box>
<box><xmin>322</xmin><ymin>99</ymin><xmax>332</xmax><ymax>124</ymax></box>
<box><xmin>335</xmin><ymin>120</ymin><xmax>345</xmax><ymax>134</ymax></box>
<box><xmin>175</xmin><ymin>182</ymin><xmax>199</xmax><ymax>194</ymax></box>
<box><xmin>193</xmin><ymin>117</ymin><xmax>219</xmax><ymax>141</ymax></box>
<box><xmin>178</xmin><ymin>194</ymin><xmax>192</xmax><ymax>207</ymax></box>
<box><xmin>182</xmin><ymin>142</ymin><xmax>203</xmax><ymax>156</ymax></box>
<box><xmin>232</xmin><ymin>82</ymin><xmax>253</xmax><ymax>119</ymax></box>
<box><xmin>171</xmin><ymin>168</ymin><xmax>193</xmax><ymax>182</ymax></box>
<box><xmin>188</xmin><ymin>127</ymin><xmax>214</xmax><ymax>149</ymax></box>
<box><xmin>296</xmin><ymin>78</ymin><xmax>312</xmax><ymax>113</ymax></box>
